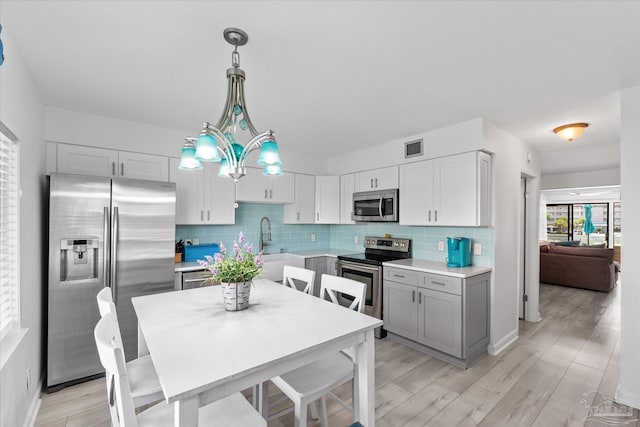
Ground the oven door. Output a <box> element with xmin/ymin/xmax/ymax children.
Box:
<box><xmin>336</xmin><ymin>260</ymin><xmax>383</xmax><ymax>333</ymax></box>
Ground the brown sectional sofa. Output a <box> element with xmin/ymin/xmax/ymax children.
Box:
<box><xmin>539</xmin><ymin>243</ymin><xmax>619</xmax><ymax>292</ymax></box>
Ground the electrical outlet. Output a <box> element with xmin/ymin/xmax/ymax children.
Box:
<box><xmin>311</xmin><ymin>233</ymin><xmax>316</xmax><ymax>242</ymax></box>
<box><xmin>474</xmin><ymin>243</ymin><xmax>482</xmax><ymax>255</ymax></box>
<box><xmin>26</xmin><ymin>368</ymin><xmax>31</xmax><ymax>390</ymax></box>
<box><xmin>192</xmin><ymin>238</ymin><xmax>199</xmax><ymax>245</ymax></box>
<box><xmin>438</xmin><ymin>241</ymin><xmax>445</xmax><ymax>251</ymax></box>
<box><xmin>354</xmin><ymin>235</ymin><xmax>359</xmax><ymax>244</ymax></box>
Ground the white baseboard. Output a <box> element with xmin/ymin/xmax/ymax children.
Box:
<box><xmin>487</xmin><ymin>329</ymin><xmax>518</xmax><ymax>356</ymax></box>
<box><xmin>23</xmin><ymin>378</ymin><xmax>43</xmax><ymax>427</ymax></box>
<box><xmin>616</xmin><ymin>385</ymin><xmax>640</xmax><ymax>411</ymax></box>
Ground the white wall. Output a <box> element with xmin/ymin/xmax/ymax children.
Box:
<box><xmin>617</xmin><ymin>85</ymin><xmax>640</xmax><ymax>409</ymax></box>
<box><xmin>482</xmin><ymin>120</ymin><xmax>542</xmax><ymax>351</ymax></box>
<box><xmin>541</xmin><ymin>167</ymin><xmax>620</xmax><ymax>190</ymax></box>
<box><xmin>45</xmin><ymin>107</ymin><xmax>327</xmax><ymax>175</ymax></box>
<box><xmin>327</xmin><ymin>118</ymin><xmax>484</xmax><ymax>174</ymax></box>
<box><xmin>0</xmin><ymin>33</ymin><xmax>46</xmax><ymax>427</ymax></box>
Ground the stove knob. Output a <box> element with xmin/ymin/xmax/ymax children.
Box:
<box><xmin>393</xmin><ymin>242</ymin><xmax>398</xmax><ymax>247</ymax></box>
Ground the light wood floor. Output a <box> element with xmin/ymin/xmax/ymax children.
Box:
<box><xmin>35</xmin><ymin>283</ymin><xmax>639</xmax><ymax>427</ymax></box>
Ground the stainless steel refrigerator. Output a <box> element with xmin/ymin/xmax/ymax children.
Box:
<box><xmin>47</xmin><ymin>173</ymin><xmax>176</xmax><ymax>388</ymax></box>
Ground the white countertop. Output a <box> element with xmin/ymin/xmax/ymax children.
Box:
<box><xmin>174</xmin><ymin>261</ymin><xmax>206</xmax><ymax>272</ymax></box>
<box><xmin>382</xmin><ymin>258</ymin><xmax>492</xmax><ymax>278</ymax></box>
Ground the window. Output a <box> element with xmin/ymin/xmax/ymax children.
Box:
<box><xmin>0</xmin><ymin>130</ymin><xmax>19</xmax><ymax>341</ymax></box>
<box><xmin>546</xmin><ymin>203</ymin><xmax>609</xmax><ymax>246</ymax></box>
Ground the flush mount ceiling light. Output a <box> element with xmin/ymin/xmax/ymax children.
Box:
<box><xmin>553</xmin><ymin>122</ymin><xmax>589</xmax><ymax>142</ymax></box>
<box><xmin>179</xmin><ymin>28</ymin><xmax>282</xmax><ymax>182</ymax></box>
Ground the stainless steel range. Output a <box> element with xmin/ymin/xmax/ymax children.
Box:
<box><xmin>336</xmin><ymin>236</ymin><xmax>411</xmax><ymax>338</ymax></box>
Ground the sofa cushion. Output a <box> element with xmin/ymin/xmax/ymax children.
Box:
<box><xmin>549</xmin><ymin>245</ymin><xmax>613</xmax><ymax>261</ymax></box>
<box><xmin>552</xmin><ymin>240</ymin><xmax>580</xmax><ymax>247</ymax></box>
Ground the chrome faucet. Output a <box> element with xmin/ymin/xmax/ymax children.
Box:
<box><xmin>259</xmin><ymin>216</ymin><xmax>272</xmax><ymax>252</ymax></box>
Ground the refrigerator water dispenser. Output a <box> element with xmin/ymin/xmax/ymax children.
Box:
<box><xmin>60</xmin><ymin>237</ymin><xmax>99</xmax><ymax>281</ymax></box>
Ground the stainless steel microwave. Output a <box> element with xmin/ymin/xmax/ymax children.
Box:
<box><xmin>352</xmin><ymin>189</ymin><xmax>399</xmax><ymax>222</ymax></box>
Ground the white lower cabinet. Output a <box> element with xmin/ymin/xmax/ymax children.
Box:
<box><xmin>383</xmin><ymin>266</ymin><xmax>490</xmax><ymax>368</ymax></box>
<box><xmin>169</xmin><ymin>158</ymin><xmax>235</xmax><ymax>224</ymax></box>
<box><xmin>56</xmin><ymin>143</ymin><xmax>169</xmax><ymax>182</ymax></box>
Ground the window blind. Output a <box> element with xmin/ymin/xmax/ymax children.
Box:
<box><xmin>0</xmin><ymin>131</ymin><xmax>19</xmax><ymax>341</ymax></box>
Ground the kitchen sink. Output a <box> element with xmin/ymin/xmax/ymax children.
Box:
<box><xmin>259</xmin><ymin>253</ymin><xmax>305</xmax><ymax>282</ymax></box>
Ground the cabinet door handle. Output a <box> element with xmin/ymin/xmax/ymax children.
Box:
<box><xmin>435</xmin><ymin>210</ymin><xmax>438</xmax><ymax>222</ymax></box>
<box><xmin>120</xmin><ymin>162</ymin><xmax>124</xmax><ymax>176</ymax></box>
<box><xmin>412</xmin><ymin>290</ymin><xmax>415</xmax><ymax>303</ymax></box>
<box><xmin>112</xmin><ymin>162</ymin><xmax>116</xmax><ymax>176</ymax></box>
<box><xmin>393</xmin><ymin>273</ymin><xmax>405</xmax><ymax>278</ymax></box>
<box><xmin>264</xmin><ymin>189</ymin><xmax>268</xmax><ymax>199</ymax></box>
<box><xmin>297</xmin><ymin>212</ymin><xmax>300</xmax><ymax>221</ymax></box>
<box><xmin>316</xmin><ymin>212</ymin><xmax>320</xmax><ymax>221</ymax></box>
<box><xmin>207</xmin><ymin>210</ymin><xmax>211</xmax><ymax>221</ymax></box>
<box><xmin>375</xmin><ymin>177</ymin><xmax>378</xmax><ymax>188</ymax></box>
<box><xmin>269</xmin><ymin>189</ymin><xmax>273</xmax><ymax>199</ymax></box>
<box><xmin>428</xmin><ymin>210</ymin><xmax>431</xmax><ymax>222</ymax></box>
<box><xmin>370</xmin><ymin>178</ymin><xmax>374</xmax><ymax>188</ymax></box>
<box><xmin>418</xmin><ymin>292</ymin><xmax>422</xmax><ymax>304</ymax></box>
<box><xmin>200</xmin><ymin>210</ymin><xmax>204</xmax><ymax>221</ymax></box>
<box><xmin>432</xmin><ymin>281</ymin><xmax>446</xmax><ymax>286</ymax></box>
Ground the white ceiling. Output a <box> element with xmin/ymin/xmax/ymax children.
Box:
<box><xmin>2</xmin><ymin>1</ymin><xmax>639</xmax><ymax>174</ymax></box>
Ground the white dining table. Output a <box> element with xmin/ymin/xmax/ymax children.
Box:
<box><xmin>132</xmin><ymin>278</ymin><xmax>382</xmax><ymax>427</ymax></box>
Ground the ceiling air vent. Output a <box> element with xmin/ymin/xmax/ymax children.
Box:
<box><xmin>404</xmin><ymin>139</ymin><xmax>423</xmax><ymax>159</ymax></box>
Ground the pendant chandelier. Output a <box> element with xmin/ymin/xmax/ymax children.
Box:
<box><xmin>179</xmin><ymin>27</ymin><xmax>282</xmax><ymax>181</ymax></box>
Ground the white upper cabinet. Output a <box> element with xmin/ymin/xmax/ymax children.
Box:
<box><xmin>169</xmin><ymin>158</ymin><xmax>235</xmax><ymax>225</ymax></box>
<box><xmin>399</xmin><ymin>160</ymin><xmax>434</xmax><ymax>225</ymax></box>
<box><xmin>339</xmin><ymin>173</ymin><xmax>355</xmax><ymax>224</ymax></box>
<box><xmin>354</xmin><ymin>166</ymin><xmax>399</xmax><ymax>192</ymax></box>
<box><xmin>315</xmin><ymin>176</ymin><xmax>340</xmax><ymax>224</ymax></box>
<box><xmin>283</xmin><ymin>174</ymin><xmax>316</xmax><ymax>224</ymax></box>
<box><xmin>57</xmin><ymin>144</ymin><xmax>118</xmax><ymax>178</ymax></box>
<box><xmin>400</xmin><ymin>151</ymin><xmax>491</xmax><ymax>226</ymax></box>
<box><xmin>236</xmin><ymin>167</ymin><xmax>294</xmax><ymax>204</ymax></box>
<box><xmin>56</xmin><ymin>143</ymin><xmax>169</xmax><ymax>182</ymax></box>
<box><xmin>118</xmin><ymin>151</ymin><xmax>169</xmax><ymax>182</ymax></box>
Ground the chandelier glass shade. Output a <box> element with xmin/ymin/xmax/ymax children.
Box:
<box><xmin>179</xmin><ymin>28</ymin><xmax>281</xmax><ymax>181</ymax></box>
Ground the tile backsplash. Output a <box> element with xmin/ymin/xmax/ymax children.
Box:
<box><xmin>176</xmin><ymin>203</ymin><xmax>331</xmax><ymax>254</ymax></box>
<box><xmin>177</xmin><ymin>203</ymin><xmax>493</xmax><ymax>266</ymax></box>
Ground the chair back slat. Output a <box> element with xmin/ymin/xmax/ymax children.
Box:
<box><xmin>94</xmin><ymin>313</ymin><xmax>138</xmax><ymax>427</ymax></box>
<box><xmin>282</xmin><ymin>266</ymin><xmax>316</xmax><ymax>295</ymax></box>
<box><xmin>319</xmin><ymin>274</ymin><xmax>366</xmax><ymax>313</ymax></box>
<box><xmin>97</xmin><ymin>287</ymin><xmax>117</xmax><ymax>317</ymax></box>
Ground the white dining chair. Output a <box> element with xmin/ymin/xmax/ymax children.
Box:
<box><xmin>282</xmin><ymin>265</ymin><xmax>316</xmax><ymax>295</ymax></box>
<box><xmin>96</xmin><ymin>287</ymin><xmax>164</xmax><ymax>408</ymax></box>
<box><xmin>94</xmin><ymin>313</ymin><xmax>267</xmax><ymax>427</ymax></box>
<box><xmin>269</xmin><ymin>274</ymin><xmax>365</xmax><ymax>427</ymax></box>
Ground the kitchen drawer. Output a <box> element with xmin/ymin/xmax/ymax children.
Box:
<box><xmin>420</xmin><ymin>273</ymin><xmax>462</xmax><ymax>296</ymax></box>
<box><xmin>182</xmin><ymin>270</ymin><xmax>212</xmax><ymax>290</ymax></box>
<box><xmin>385</xmin><ymin>267</ymin><xmax>418</xmax><ymax>285</ymax></box>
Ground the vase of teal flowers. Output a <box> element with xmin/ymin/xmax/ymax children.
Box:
<box><xmin>199</xmin><ymin>231</ymin><xmax>264</xmax><ymax>311</ymax></box>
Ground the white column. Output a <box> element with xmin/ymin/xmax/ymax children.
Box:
<box><xmin>616</xmin><ymin>85</ymin><xmax>640</xmax><ymax>409</ymax></box>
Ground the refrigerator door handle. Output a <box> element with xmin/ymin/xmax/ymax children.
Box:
<box><xmin>111</xmin><ymin>206</ymin><xmax>119</xmax><ymax>302</ymax></box>
<box><xmin>103</xmin><ymin>207</ymin><xmax>110</xmax><ymax>288</ymax></box>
